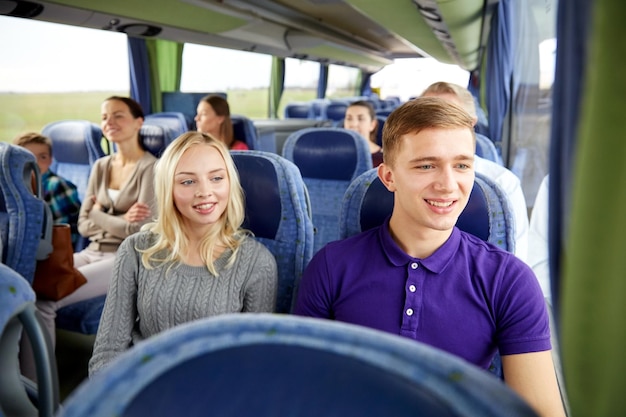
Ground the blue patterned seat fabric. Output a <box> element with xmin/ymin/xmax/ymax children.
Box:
<box><xmin>283</xmin><ymin>127</ymin><xmax>372</xmax><ymax>254</ymax></box>
<box><xmin>475</xmin><ymin>133</ymin><xmax>503</xmax><ymax>165</ymax></box>
<box><xmin>340</xmin><ymin>169</ymin><xmax>515</xmax><ymax>253</ymax></box>
<box><xmin>231</xmin><ymin>151</ymin><xmax>314</xmax><ymax>313</ymax></box>
<box><xmin>284</xmin><ymin>102</ymin><xmax>313</xmax><ymax>119</ymax></box>
<box><xmin>0</xmin><ymin>263</ymin><xmax>59</xmax><ymax>417</ymax></box>
<box><xmin>41</xmin><ymin>120</ymin><xmax>105</xmax><ymax>203</ymax></box>
<box><xmin>231</xmin><ymin>114</ymin><xmax>260</xmax><ymax>150</ymax></box>
<box><xmin>145</xmin><ymin>112</ymin><xmax>188</xmax><ymax>140</ymax></box>
<box><xmin>140</xmin><ymin>123</ymin><xmax>172</xmax><ymax>157</ymax></box>
<box><xmin>0</xmin><ymin>143</ymin><xmax>49</xmax><ymax>284</ymax></box>
<box><xmin>57</xmin><ymin>314</ymin><xmax>538</xmax><ymax>417</ymax></box>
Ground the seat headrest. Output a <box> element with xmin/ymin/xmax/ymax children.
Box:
<box><xmin>232</xmin><ymin>153</ymin><xmax>281</xmax><ymax>239</ymax></box>
<box><xmin>42</xmin><ymin>120</ymin><xmax>103</xmax><ymax>164</ymax></box>
<box><xmin>140</xmin><ymin>124</ymin><xmax>168</xmax><ymax>157</ymax></box>
<box><xmin>288</xmin><ymin>129</ymin><xmax>367</xmax><ymax>181</ymax></box>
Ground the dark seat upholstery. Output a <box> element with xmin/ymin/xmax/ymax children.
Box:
<box><xmin>282</xmin><ymin>127</ymin><xmax>372</xmax><ymax>253</ymax></box>
<box><xmin>57</xmin><ymin>314</ymin><xmax>538</xmax><ymax>417</ymax></box>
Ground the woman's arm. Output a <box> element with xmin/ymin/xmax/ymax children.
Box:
<box><xmin>242</xmin><ymin>244</ymin><xmax>278</xmax><ymax>313</ymax></box>
<box><xmin>88</xmin><ymin>237</ymin><xmax>141</xmax><ymax>375</ymax></box>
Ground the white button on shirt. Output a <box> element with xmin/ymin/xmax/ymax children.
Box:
<box><xmin>409</xmin><ymin>285</ymin><xmax>416</xmax><ymax>292</ymax></box>
<box><xmin>406</xmin><ymin>308</ymin><xmax>414</xmax><ymax>316</ymax></box>
<box><xmin>410</xmin><ymin>262</ymin><xmax>418</xmax><ymax>269</ymax></box>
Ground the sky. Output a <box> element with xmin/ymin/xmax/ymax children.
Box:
<box><xmin>0</xmin><ymin>15</ymin><xmax>469</xmax><ymax>99</ymax></box>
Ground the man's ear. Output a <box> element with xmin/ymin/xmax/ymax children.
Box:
<box><xmin>472</xmin><ymin>116</ymin><xmax>478</xmax><ymax>127</ymax></box>
<box><xmin>378</xmin><ymin>163</ymin><xmax>396</xmax><ymax>192</ymax></box>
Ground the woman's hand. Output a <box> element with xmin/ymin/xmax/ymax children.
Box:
<box><xmin>123</xmin><ymin>202</ymin><xmax>151</xmax><ymax>223</ymax></box>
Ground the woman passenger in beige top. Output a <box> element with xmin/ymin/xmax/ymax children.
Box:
<box><xmin>35</xmin><ymin>96</ymin><xmax>157</xmax><ymax>347</ymax></box>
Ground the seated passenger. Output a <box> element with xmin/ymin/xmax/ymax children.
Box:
<box><xmin>13</xmin><ymin>132</ymin><xmax>82</xmax><ymax>246</ymax></box>
<box><xmin>195</xmin><ymin>94</ymin><xmax>249</xmax><ymax>150</ymax></box>
<box><xmin>36</xmin><ymin>96</ymin><xmax>157</xmax><ymax>346</ymax></box>
<box><xmin>528</xmin><ymin>174</ymin><xmax>551</xmax><ymax>300</ymax></box>
<box><xmin>421</xmin><ymin>81</ymin><xmax>529</xmax><ymax>262</ymax></box>
<box><xmin>89</xmin><ymin>132</ymin><xmax>277</xmax><ymax>374</ymax></box>
<box><xmin>344</xmin><ymin>100</ymin><xmax>384</xmax><ymax>167</ymax></box>
<box><xmin>294</xmin><ymin>98</ymin><xmax>565</xmax><ymax>417</ymax></box>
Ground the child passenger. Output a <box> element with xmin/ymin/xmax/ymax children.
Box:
<box><xmin>89</xmin><ymin>132</ymin><xmax>277</xmax><ymax>374</ymax></box>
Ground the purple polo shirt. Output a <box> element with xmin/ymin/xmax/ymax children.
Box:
<box><xmin>293</xmin><ymin>221</ymin><xmax>551</xmax><ymax>369</ymax></box>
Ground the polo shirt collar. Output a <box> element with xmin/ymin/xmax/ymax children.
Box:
<box><xmin>378</xmin><ymin>218</ymin><xmax>462</xmax><ymax>274</ymax></box>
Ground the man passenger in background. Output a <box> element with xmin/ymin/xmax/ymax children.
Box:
<box><xmin>294</xmin><ymin>98</ymin><xmax>565</xmax><ymax>417</ymax></box>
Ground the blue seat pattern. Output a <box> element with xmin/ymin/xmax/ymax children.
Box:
<box><xmin>340</xmin><ymin>169</ymin><xmax>514</xmax><ymax>252</ymax></box>
<box><xmin>144</xmin><ymin>112</ymin><xmax>188</xmax><ymax>140</ymax></box>
<box><xmin>58</xmin><ymin>314</ymin><xmax>538</xmax><ymax>417</ymax></box>
<box><xmin>282</xmin><ymin>128</ymin><xmax>372</xmax><ymax>253</ymax></box>
<box><xmin>0</xmin><ymin>143</ymin><xmax>48</xmax><ymax>284</ymax></box>
<box><xmin>231</xmin><ymin>114</ymin><xmax>260</xmax><ymax>150</ymax></box>
<box><xmin>323</xmin><ymin>102</ymin><xmax>348</xmax><ymax>125</ymax></box>
<box><xmin>284</xmin><ymin>102</ymin><xmax>313</xmax><ymax>119</ymax></box>
<box><xmin>41</xmin><ymin>120</ymin><xmax>105</xmax><ymax>203</ymax></box>
<box><xmin>475</xmin><ymin>133</ymin><xmax>502</xmax><ymax>165</ymax></box>
<box><xmin>231</xmin><ymin>151</ymin><xmax>314</xmax><ymax>313</ymax></box>
<box><xmin>0</xmin><ymin>263</ymin><xmax>59</xmax><ymax>417</ymax></box>
<box><xmin>140</xmin><ymin>124</ymin><xmax>171</xmax><ymax>157</ymax></box>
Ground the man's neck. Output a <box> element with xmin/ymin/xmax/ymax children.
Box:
<box><xmin>388</xmin><ymin>216</ymin><xmax>453</xmax><ymax>259</ymax></box>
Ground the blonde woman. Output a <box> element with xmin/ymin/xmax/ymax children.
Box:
<box><xmin>89</xmin><ymin>132</ymin><xmax>277</xmax><ymax>374</ymax></box>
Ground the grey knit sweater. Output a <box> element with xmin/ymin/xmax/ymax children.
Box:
<box><xmin>89</xmin><ymin>230</ymin><xmax>278</xmax><ymax>375</ymax></box>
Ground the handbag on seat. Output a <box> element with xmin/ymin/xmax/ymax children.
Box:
<box><xmin>32</xmin><ymin>206</ymin><xmax>86</xmax><ymax>301</ymax></box>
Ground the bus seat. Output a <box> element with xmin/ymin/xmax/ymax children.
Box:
<box><xmin>309</xmin><ymin>98</ymin><xmax>330</xmax><ymax>120</ymax></box>
<box><xmin>322</xmin><ymin>102</ymin><xmax>348</xmax><ymax>126</ymax></box>
<box><xmin>140</xmin><ymin>124</ymin><xmax>171</xmax><ymax>157</ymax></box>
<box><xmin>144</xmin><ymin>112</ymin><xmax>188</xmax><ymax>139</ymax></box>
<box><xmin>55</xmin><ymin>294</ymin><xmax>106</xmax><ymax>334</ymax></box>
<box><xmin>41</xmin><ymin>120</ymin><xmax>105</xmax><ymax>203</ymax></box>
<box><xmin>340</xmin><ymin>169</ymin><xmax>515</xmax><ymax>253</ymax></box>
<box><xmin>231</xmin><ymin>151</ymin><xmax>314</xmax><ymax>313</ymax></box>
<box><xmin>231</xmin><ymin>114</ymin><xmax>260</xmax><ymax>150</ymax></box>
<box><xmin>475</xmin><ymin>133</ymin><xmax>502</xmax><ymax>165</ymax></box>
<box><xmin>58</xmin><ymin>314</ymin><xmax>538</xmax><ymax>417</ymax></box>
<box><xmin>0</xmin><ymin>263</ymin><xmax>59</xmax><ymax>417</ymax></box>
<box><xmin>284</xmin><ymin>102</ymin><xmax>313</xmax><ymax>119</ymax></box>
<box><xmin>162</xmin><ymin>92</ymin><xmax>227</xmax><ymax>130</ymax></box>
<box><xmin>0</xmin><ymin>143</ymin><xmax>49</xmax><ymax>285</ymax></box>
<box><xmin>282</xmin><ymin>128</ymin><xmax>372</xmax><ymax>254</ymax></box>
<box><xmin>376</xmin><ymin>108</ymin><xmax>394</xmax><ymax>117</ymax></box>
<box><xmin>375</xmin><ymin>115</ymin><xmax>386</xmax><ymax>147</ymax></box>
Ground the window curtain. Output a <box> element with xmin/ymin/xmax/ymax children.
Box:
<box><xmin>146</xmin><ymin>39</ymin><xmax>184</xmax><ymax>113</ymax></box>
<box><xmin>127</xmin><ymin>37</ymin><xmax>152</xmax><ymax>115</ymax></box>
<box><xmin>559</xmin><ymin>0</ymin><xmax>626</xmax><ymax>415</ymax></box>
<box><xmin>485</xmin><ymin>0</ymin><xmax>513</xmax><ymax>152</ymax></box>
<box><xmin>317</xmin><ymin>64</ymin><xmax>328</xmax><ymax>99</ymax></box>
<box><xmin>268</xmin><ymin>56</ymin><xmax>285</xmax><ymax>118</ymax></box>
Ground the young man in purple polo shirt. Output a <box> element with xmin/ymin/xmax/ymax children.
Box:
<box><xmin>293</xmin><ymin>97</ymin><xmax>565</xmax><ymax>417</ymax></box>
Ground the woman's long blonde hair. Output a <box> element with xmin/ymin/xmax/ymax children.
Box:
<box><xmin>140</xmin><ymin>132</ymin><xmax>247</xmax><ymax>275</ymax></box>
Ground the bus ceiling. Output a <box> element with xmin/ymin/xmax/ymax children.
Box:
<box><xmin>1</xmin><ymin>0</ymin><xmax>496</xmax><ymax>72</ymax></box>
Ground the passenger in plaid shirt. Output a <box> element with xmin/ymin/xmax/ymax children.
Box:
<box><xmin>13</xmin><ymin>132</ymin><xmax>82</xmax><ymax>246</ymax></box>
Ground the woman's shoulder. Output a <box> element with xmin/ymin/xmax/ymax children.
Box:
<box><xmin>124</xmin><ymin>230</ymin><xmax>159</xmax><ymax>250</ymax></box>
<box><xmin>238</xmin><ymin>235</ymin><xmax>274</xmax><ymax>259</ymax></box>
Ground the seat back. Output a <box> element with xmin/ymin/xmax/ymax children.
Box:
<box><xmin>375</xmin><ymin>115</ymin><xmax>386</xmax><ymax>147</ymax></box>
<box><xmin>323</xmin><ymin>102</ymin><xmax>348</xmax><ymax>125</ymax></box>
<box><xmin>140</xmin><ymin>124</ymin><xmax>171</xmax><ymax>157</ymax></box>
<box><xmin>340</xmin><ymin>169</ymin><xmax>515</xmax><ymax>252</ymax></box>
<box><xmin>41</xmin><ymin>120</ymin><xmax>105</xmax><ymax>202</ymax></box>
<box><xmin>0</xmin><ymin>143</ymin><xmax>50</xmax><ymax>284</ymax></box>
<box><xmin>231</xmin><ymin>114</ymin><xmax>259</xmax><ymax>150</ymax></box>
<box><xmin>284</xmin><ymin>102</ymin><xmax>313</xmax><ymax>119</ymax></box>
<box><xmin>0</xmin><ymin>263</ymin><xmax>59</xmax><ymax>417</ymax></box>
<box><xmin>144</xmin><ymin>112</ymin><xmax>188</xmax><ymax>140</ymax></box>
<box><xmin>231</xmin><ymin>151</ymin><xmax>314</xmax><ymax>313</ymax></box>
<box><xmin>282</xmin><ymin>128</ymin><xmax>372</xmax><ymax>253</ymax></box>
<box><xmin>475</xmin><ymin>133</ymin><xmax>502</xmax><ymax>165</ymax></box>
<box><xmin>58</xmin><ymin>314</ymin><xmax>538</xmax><ymax>417</ymax></box>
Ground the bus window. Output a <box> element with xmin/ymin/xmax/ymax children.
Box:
<box><xmin>180</xmin><ymin>44</ymin><xmax>271</xmax><ymax>119</ymax></box>
<box><xmin>370</xmin><ymin>58</ymin><xmax>469</xmax><ymax>101</ymax></box>
<box><xmin>278</xmin><ymin>58</ymin><xmax>319</xmax><ymax>118</ymax></box>
<box><xmin>0</xmin><ymin>16</ymin><xmax>129</xmax><ymax>142</ymax></box>
<box><xmin>326</xmin><ymin>64</ymin><xmax>360</xmax><ymax>100</ymax></box>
